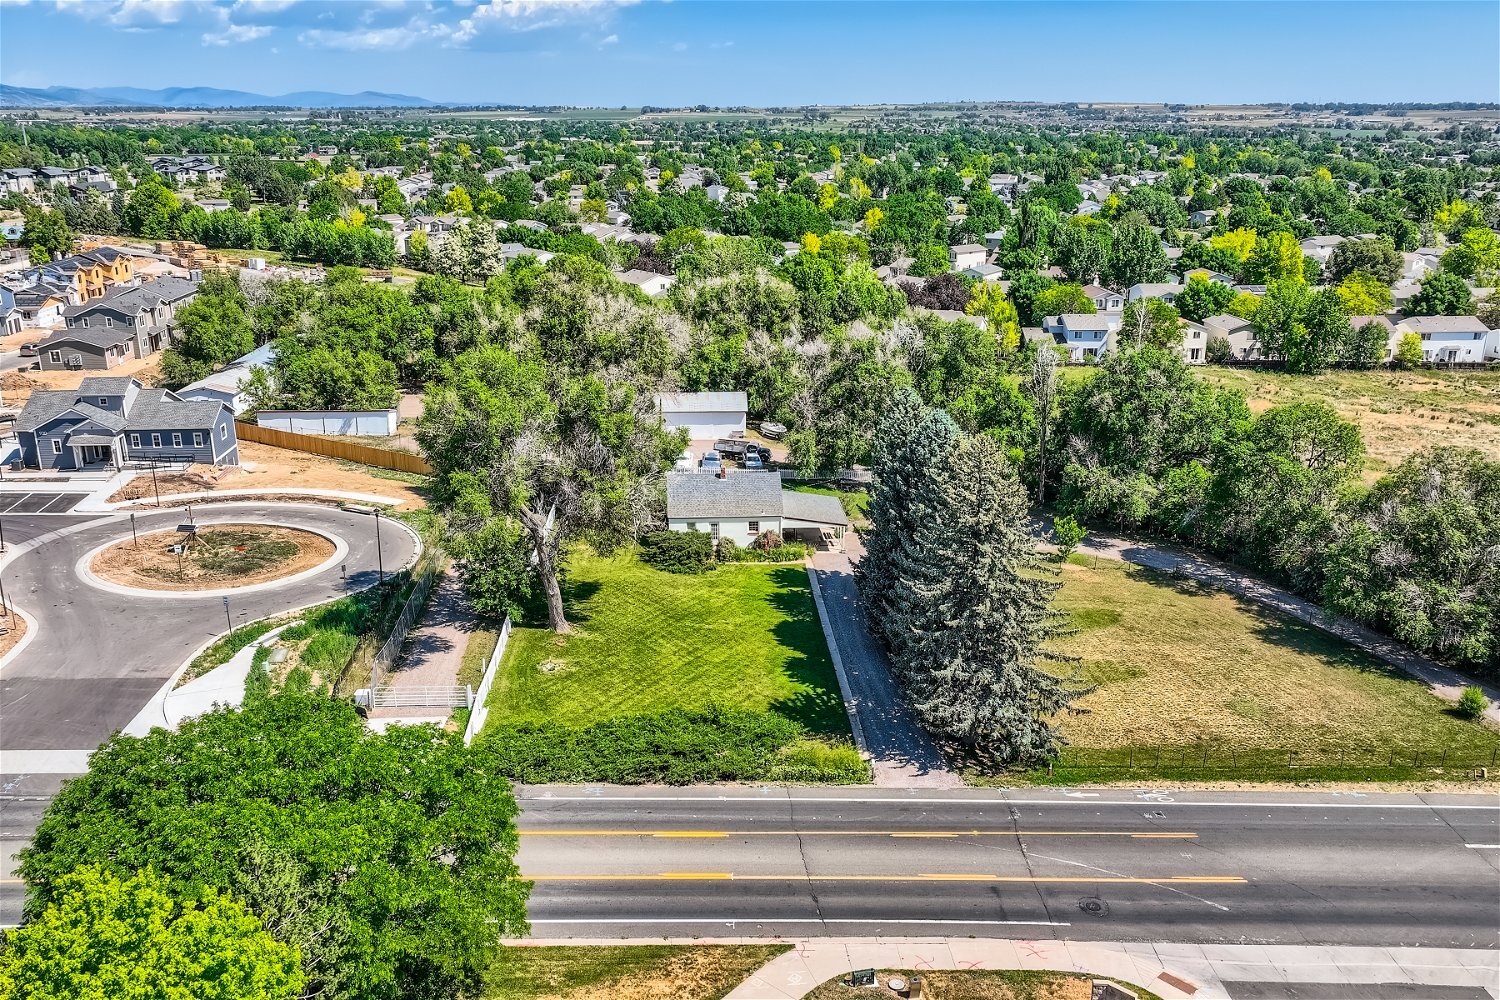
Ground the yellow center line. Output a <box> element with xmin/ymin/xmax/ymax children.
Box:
<box><xmin>526</xmin><ymin>873</ymin><xmax>1246</xmax><ymax>884</ymax></box>
<box><xmin>519</xmin><ymin>829</ymin><xmax>1197</xmax><ymax>839</ymax></box>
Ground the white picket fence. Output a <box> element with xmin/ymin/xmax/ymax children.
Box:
<box><xmin>461</xmin><ymin>503</ymin><xmax>553</xmax><ymax>747</ymax></box>
<box><xmin>462</xmin><ymin>617</ymin><xmax>511</xmax><ymax>746</ymax></box>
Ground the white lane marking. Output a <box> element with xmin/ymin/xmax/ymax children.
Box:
<box><xmin>522</xmin><ymin>795</ymin><xmax>1500</xmax><ymax>810</ymax></box>
<box><xmin>528</xmin><ymin>917</ymin><xmax>1072</xmax><ymax>926</ymax></box>
<box><xmin>1464</xmin><ymin>844</ymin><xmax>1500</xmax><ymax>849</ymax></box>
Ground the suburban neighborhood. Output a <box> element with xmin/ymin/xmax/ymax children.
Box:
<box><xmin>0</xmin><ymin>3</ymin><xmax>1496</xmax><ymax>999</ymax></box>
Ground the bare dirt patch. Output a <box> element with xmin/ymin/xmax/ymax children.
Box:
<box><xmin>0</xmin><ymin>610</ymin><xmax>28</xmax><ymax>660</ymax></box>
<box><xmin>90</xmin><ymin>523</ymin><xmax>335</xmax><ymax>591</ymax></box>
<box><xmin>805</xmin><ymin>970</ymin><xmax>1122</xmax><ymax>1000</ymax></box>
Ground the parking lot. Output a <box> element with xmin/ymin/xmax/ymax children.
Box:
<box><xmin>0</xmin><ymin>492</ymin><xmax>90</xmax><ymax>514</ymax></box>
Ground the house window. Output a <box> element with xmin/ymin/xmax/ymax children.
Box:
<box><xmin>48</xmin><ymin>350</ymin><xmax>61</xmax><ymax>364</ymax></box>
<box><xmin>171</xmin><ymin>433</ymin><xmax>182</xmax><ymax>448</ymax></box>
<box><xmin>106</xmin><ymin>317</ymin><xmax>113</xmax><ymax>328</ymax></box>
<box><xmin>710</xmin><ymin>523</ymin><xmax>720</xmax><ymax>541</ymax></box>
<box><xmin>130</xmin><ymin>433</ymin><xmax>141</xmax><ymax>448</ymax></box>
<box><xmin>51</xmin><ymin>439</ymin><xmax>62</xmax><ymax>455</ymax></box>
<box><xmin>1190</xmin><ymin>349</ymin><xmax>1202</xmax><ymax>361</ymax></box>
<box><xmin>687</xmin><ymin>523</ymin><xmax>697</xmax><ymax>531</ymax></box>
<box><xmin>98</xmin><ymin>397</ymin><xmax>108</xmax><ymax>406</ymax></box>
<box><xmin>81</xmin><ymin>318</ymin><xmax>88</xmax><ymax>328</ymax></box>
<box><xmin>218</xmin><ymin>423</ymin><xmax>227</xmax><ymax>440</ymax></box>
<box><xmin>193</xmin><ymin>432</ymin><xmax>204</xmax><ymax>447</ymax></box>
<box><xmin>151</xmin><ymin>433</ymin><xmax>161</xmax><ymax>447</ymax></box>
<box><xmin>748</xmin><ymin>520</ymin><xmax>760</xmax><ymax>534</ymax></box>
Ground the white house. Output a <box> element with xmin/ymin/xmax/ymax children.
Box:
<box><xmin>178</xmin><ymin>342</ymin><xmax>274</xmax><ymax>415</ymax></box>
<box><xmin>1199</xmin><ymin>313</ymin><xmax>1259</xmax><ymax>360</ymax></box>
<box><xmin>1128</xmin><ymin>282</ymin><xmax>1185</xmax><ymax>304</ymax></box>
<box><xmin>961</xmin><ymin>262</ymin><xmax>1004</xmax><ymax>283</ymax></box>
<box><xmin>1043</xmin><ymin>313</ymin><xmax>1122</xmax><ymax>362</ymax></box>
<box><xmin>948</xmin><ymin>244</ymin><xmax>987</xmax><ymax>272</ymax></box>
<box><xmin>665</xmin><ymin>471</ymin><xmax>848</xmax><ymax>550</ymax></box>
<box><xmin>1081</xmin><ymin>284</ymin><xmax>1125</xmax><ymax>311</ymax></box>
<box><xmin>619</xmin><ymin>269</ymin><xmax>674</xmax><ymax>297</ymax></box>
<box><xmin>1403</xmin><ymin>316</ymin><xmax>1492</xmax><ymax>363</ymax></box>
<box><xmin>655</xmin><ymin>391</ymin><xmax>748</xmax><ymax>439</ymax></box>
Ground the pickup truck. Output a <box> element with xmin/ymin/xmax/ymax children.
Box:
<box><xmin>713</xmin><ymin>438</ymin><xmax>751</xmax><ymax>460</ymax></box>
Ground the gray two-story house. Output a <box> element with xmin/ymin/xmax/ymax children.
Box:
<box><xmin>37</xmin><ymin>275</ymin><xmax>199</xmax><ymax>372</ymax></box>
<box><xmin>15</xmin><ymin>377</ymin><xmax>239</xmax><ymax>471</ymax></box>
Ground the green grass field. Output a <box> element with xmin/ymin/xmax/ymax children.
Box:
<box><xmin>486</xmin><ymin>945</ymin><xmax>789</xmax><ymax>1000</ymax></box>
<box><xmin>485</xmin><ymin>550</ymin><xmax>848</xmax><ymax>737</ymax></box>
<box><xmin>1030</xmin><ymin>557</ymin><xmax>1500</xmax><ymax>783</ymax></box>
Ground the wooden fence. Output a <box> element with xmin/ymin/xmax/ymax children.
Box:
<box><xmin>235</xmin><ymin>421</ymin><xmax>431</xmax><ymax>475</ymax></box>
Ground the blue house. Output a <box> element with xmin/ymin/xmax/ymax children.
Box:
<box><xmin>15</xmin><ymin>377</ymin><xmax>238</xmax><ymax>471</ymax></box>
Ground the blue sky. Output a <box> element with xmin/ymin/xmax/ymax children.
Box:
<box><xmin>2</xmin><ymin>0</ymin><xmax>1497</xmax><ymax>105</ymax></box>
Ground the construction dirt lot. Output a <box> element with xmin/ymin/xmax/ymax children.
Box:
<box><xmin>107</xmin><ymin>440</ymin><xmax>428</xmax><ymax>510</ymax></box>
<box><xmin>3</xmin><ymin>357</ymin><xmax>163</xmax><ymax>407</ymax></box>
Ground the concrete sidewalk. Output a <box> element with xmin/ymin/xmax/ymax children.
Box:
<box><xmin>688</xmin><ymin>936</ymin><xmax>1500</xmax><ymax>1000</ymax></box>
<box><xmin>367</xmin><ymin>566</ymin><xmax>473</xmax><ymax>726</ymax></box>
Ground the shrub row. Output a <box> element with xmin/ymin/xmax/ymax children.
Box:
<box><xmin>639</xmin><ymin>530</ymin><xmax>715</xmax><ymax>574</ymax></box>
<box><xmin>479</xmin><ymin>706</ymin><xmax>868</xmax><ymax>784</ymax></box>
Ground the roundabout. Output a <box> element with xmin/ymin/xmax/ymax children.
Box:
<box><xmin>0</xmin><ymin>501</ymin><xmax>420</xmax><ymax>759</ymax></box>
<box><xmin>79</xmin><ymin>521</ymin><xmax>346</xmax><ymax>598</ymax></box>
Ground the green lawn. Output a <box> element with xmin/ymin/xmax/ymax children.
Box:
<box><xmin>485</xmin><ymin>550</ymin><xmax>848</xmax><ymax>737</ymax></box>
<box><xmin>485</xmin><ymin>945</ymin><xmax>789</xmax><ymax>1000</ymax></box>
<box><xmin>1027</xmin><ymin>557</ymin><xmax>1500</xmax><ymax>783</ymax></box>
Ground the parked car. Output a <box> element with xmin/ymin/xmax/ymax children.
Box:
<box><xmin>759</xmin><ymin>421</ymin><xmax>787</xmax><ymax>440</ymax></box>
<box><xmin>18</xmin><ymin>343</ymin><xmax>38</xmax><ymax>357</ymax></box>
<box><xmin>753</xmin><ymin>445</ymin><xmax>772</xmax><ymax>463</ymax></box>
<box><xmin>743</xmin><ymin>452</ymin><xmax>763</xmax><ymax>470</ymax></box>
<box><xmin>700</xmin><ymin>449</ymin><xmax>722</xmax><ymax>473</ymax></box>
<box><xmin>673</xmin><ymin>447</ymin><xmax>695</xmax><ymax>471</ymax></box>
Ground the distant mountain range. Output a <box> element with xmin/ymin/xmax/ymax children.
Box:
<box><xmin>0</xmin><ymin>84</ymin><xmax>438</xmax><ymax>109</ymax></box>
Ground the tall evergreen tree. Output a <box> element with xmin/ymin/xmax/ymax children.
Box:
<box><xmin>857</xmin><ymin>388</ymin><xmax>960</xmax><ymax>637</ymax></box>
<box><xmin>887</xmin><ymin>434</ymin><xmax>1078</xmax><ymax>765</ymax></box>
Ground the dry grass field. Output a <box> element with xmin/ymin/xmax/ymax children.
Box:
<box><xmin>1047</xmin><ymin>557</ymin><xmax>1497</xmax><ymax>756</ymax></box>
<box><xmin>486</xmin><ymin>945</ymin><xmax>789</xmax><ymax>1000</ymax></box>
<box><xmin>1195</xmin><ymin>367</ymin><xmax>1500</xmax><ymax>479</ymax></box>
<box><xmin>805</xmin><ymin>970</ymin><xmax>1163</xmax><ymax>1000</ymax></box>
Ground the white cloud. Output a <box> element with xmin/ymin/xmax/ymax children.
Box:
<box><xmin>447</xmin><ymin>0</ymin><xmax>637</xmax><ymax>44</ymax></box>
<box><xmin>598</xmin><ymin>32</ymin><xmax>617</xmax><ymax>44</ymax></box>
<box><xmin>299</xmin><ymin>16</ymin><xmax>450</xmax><ymax>51</ymax></box>
<box><xmin>232</xmin><ymin>0</ymin><xmax>299</xmax><ymax>13</ymax></box>
<box><xmin>204</xmin><ymin>21</ymin><xmax>274</xmax><ymax>45</ymax></box>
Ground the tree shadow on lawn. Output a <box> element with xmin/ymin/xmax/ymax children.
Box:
<box><xmin>509</xmin><ymin>576</ymin><xmax>602</xmax><ymax>631</ymax></box>
<box><xmin>1131</xmin><ymin>563</ymin><xmax>1428</xmax><ymax>684</ymax></box>
<box><xmin>764</xmin><ymin>565</ymin><xmax>850</xmax><ymax>738</ymax></box>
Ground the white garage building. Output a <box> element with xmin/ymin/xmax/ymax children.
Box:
<box><xmin>655</xmin><ymin>391</ymin><xmax>748</xmax><ymax>439</ymax></box>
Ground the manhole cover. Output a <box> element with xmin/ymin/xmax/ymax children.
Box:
<box><xmin>1078</xmin><ymin>896</ymin><xmax>1110</xmax><ymax>917</ymax></box>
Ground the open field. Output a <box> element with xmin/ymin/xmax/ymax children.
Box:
<box><xmin>1035</xmin><ymin>557</ymin><xmax>1499</xmax><ymax>782</ymax></box>
<box><xmin>1195</xmin><ymin>367</ymin><xmax>1500</xmax><ymax>478</ymax></box>
<box><xmin>486</xmin><ymin>550</ymin><xmax>848</xmax><ymax>737</ymax></box>
<box><xmin>487</xmin><ymin>945</ymin><xmax>790</xmax><ymax>1000</ymax></box>
<box><xmin>806</xmin><ymin>970</ymin><xmax>1163</xmax><ymax>1000</ymax></box>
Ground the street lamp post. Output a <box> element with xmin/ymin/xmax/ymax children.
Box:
<box><xmin>373</xmin><ymin>510</ymin><xmax>385</xmax><ymax>585</ymax></box>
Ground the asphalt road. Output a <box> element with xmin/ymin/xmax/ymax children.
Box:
<box><xmin>515</xmin><ymin>786</ymin><xmax>1500</xmax><ymax>948</ymax></box>
<box><xmin>0</xmin><ymin>503</ymin><xmax>416</xmax><ymax>754</ymax></box>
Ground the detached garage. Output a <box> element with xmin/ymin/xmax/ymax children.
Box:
<box><xmin>655</xmin><ymin>391</ymin><xmax>747</xmax><ymax>439</ymax></box>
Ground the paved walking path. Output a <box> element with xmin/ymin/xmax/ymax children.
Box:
<box><xmin>689</xmin><ymin>935</ymin><xmax>1500</xmax><ymax>1000</ymax></box>
<box><xmin>808</xmin><ymin>537</ymin><xmax>959</xmax><ymax>788</ymax></box>
<box><xmin>367</xmin><ymin>566</ymin><xmax>472</xmax><ymax>725</ymax></box>
<box><xmin>1067</xmin><ymin>531</ymin><xmax>1500</xmax><ymax>726</ymax></box>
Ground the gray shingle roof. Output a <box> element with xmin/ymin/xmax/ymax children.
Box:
<box><xmin>123</xmin><ymin>388</ymin><xmax>228</xmax><ymax>430</ymax></box>
<box><xmin>14</xmin><ymin>390</ymin><xmax>83</xmax><ymax>432</ymax></box>
<box><xmin>781</xmin><ymin>490</ymin><xmax>847</xmax><ymax>527</ymax></box>
<box><xmin>65</xmin><ymin>275</ymin><xmax>197</xmax><ymax>319</ymax></box>
<box><xmin>78</xmin><ymin>376</ymin><xmax>136</xmax><ymax>394</ymax></box>
<box><xmin>38</xmin><ymin>327</ymin><xmax>135</xmax><ymax>349</ymax></box>
<box><xmin>666</xmin><ymin>471</ymin><xmax>784</xmax><ymax>520</ymax></box>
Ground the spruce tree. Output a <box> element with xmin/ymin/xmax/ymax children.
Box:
<box><xmin>857</xmin><ymin>388</ymin><xmax>961</xmax><ymax>636</ymax></box>
<box><xmin>888</xmin><ymin>433</ymin><xmax>1079</xmax><ymax>766</ymax></box>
